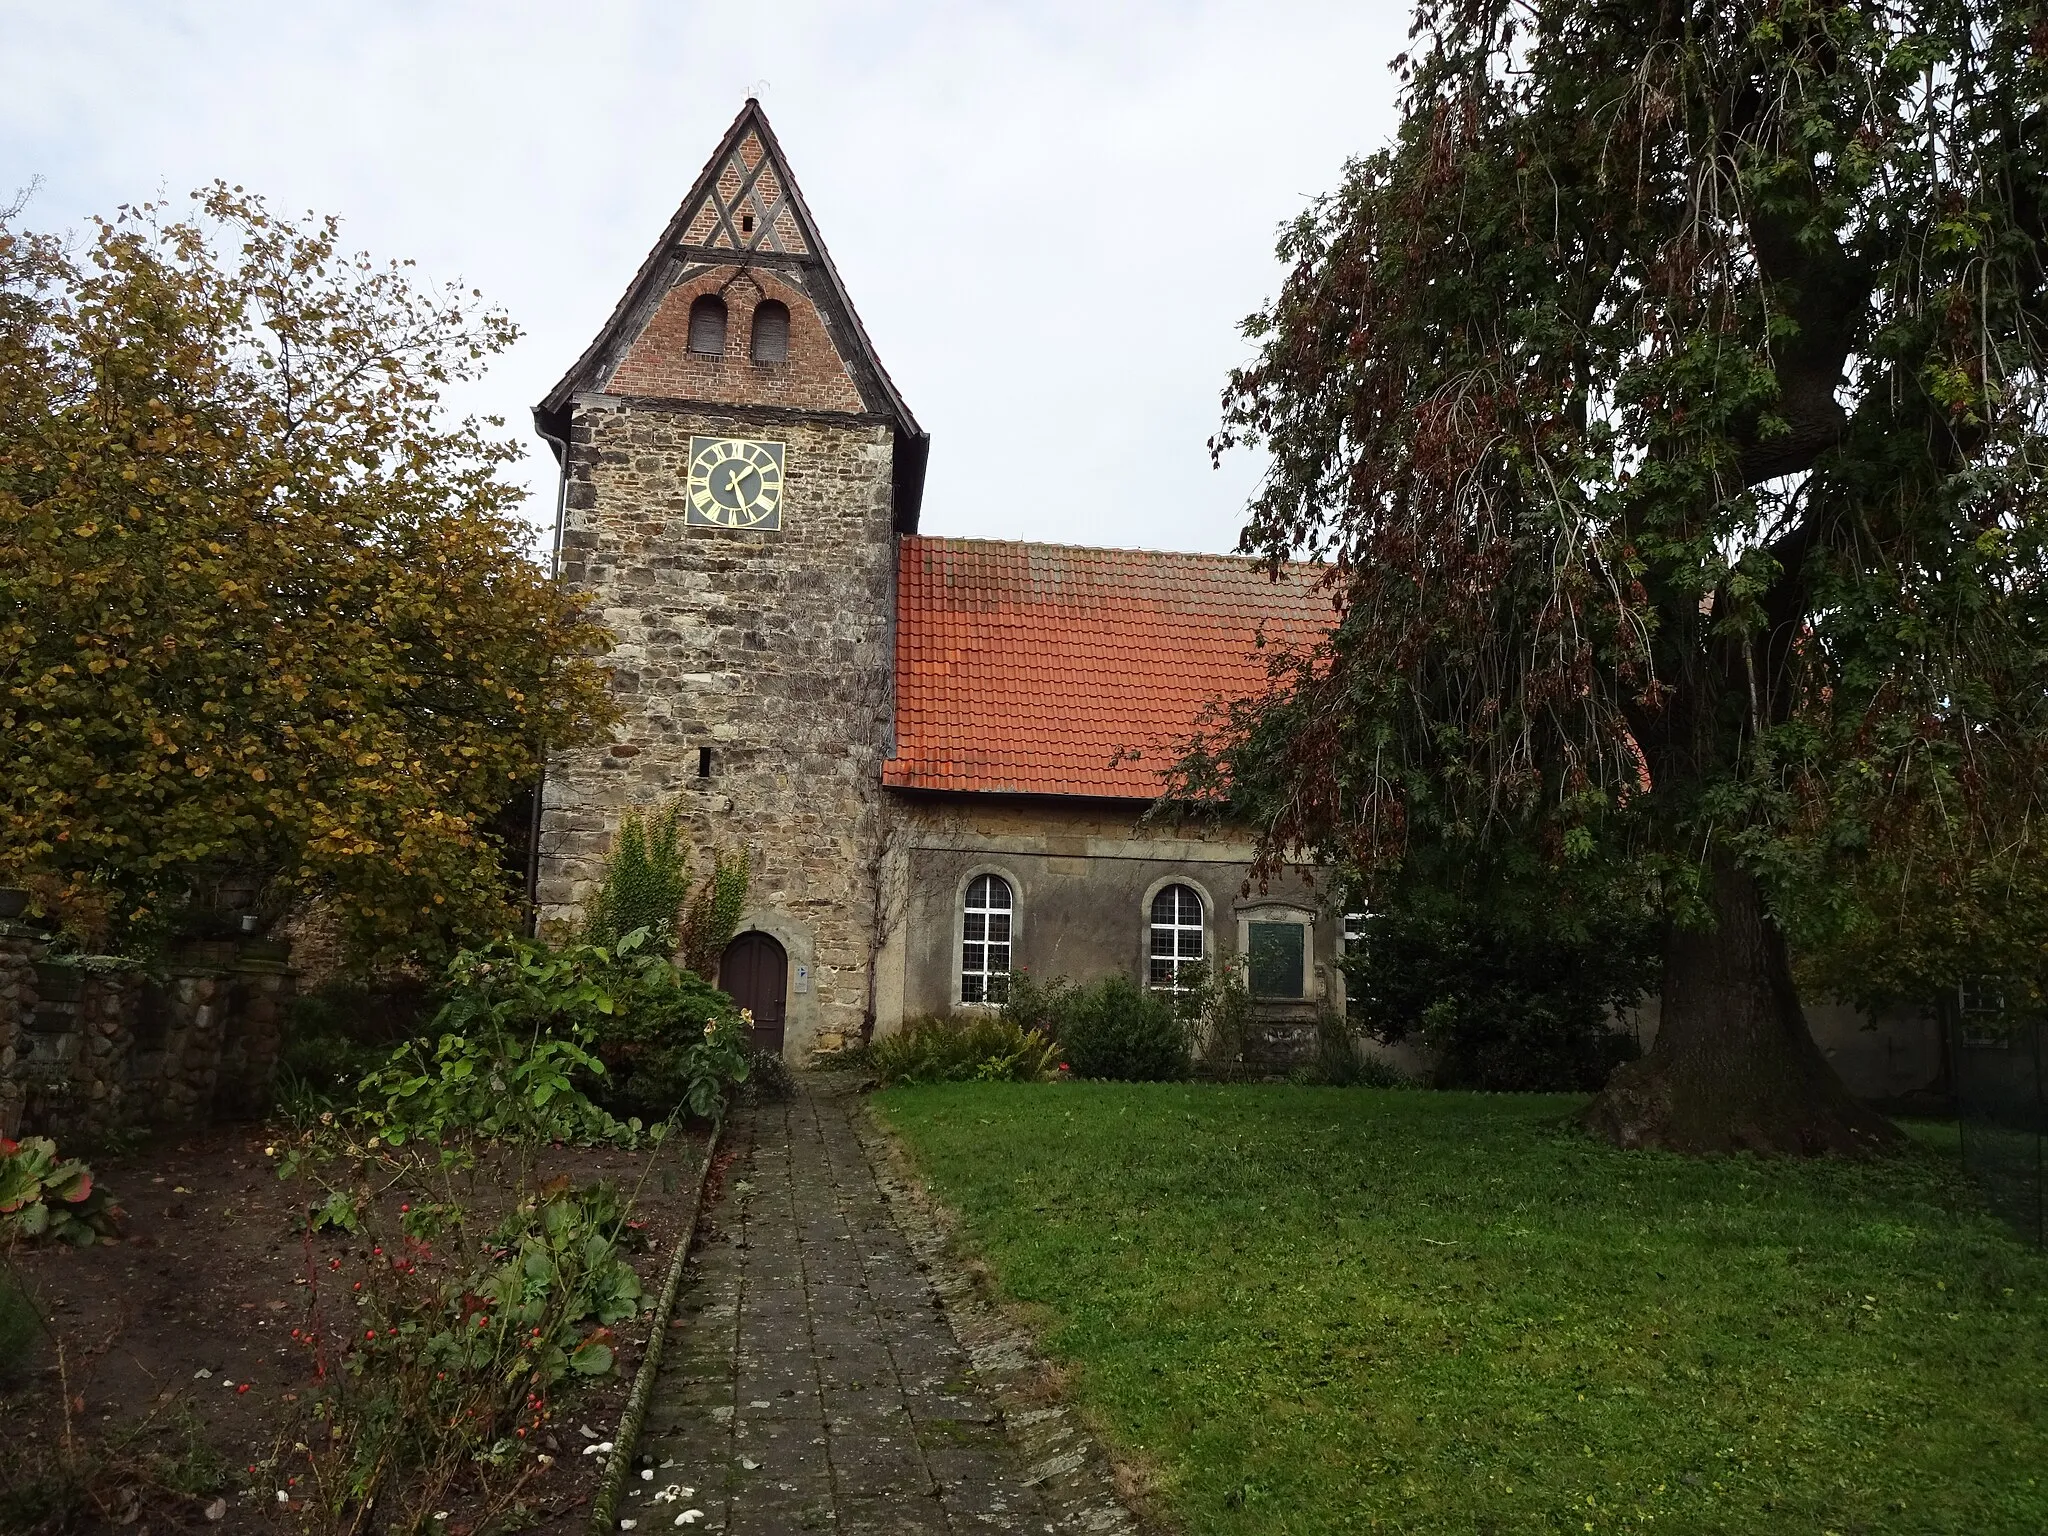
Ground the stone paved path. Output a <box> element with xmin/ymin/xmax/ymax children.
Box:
<box><xmin>632</xmin><ymin>1075</ymin><xmax>1122</xmax><ymax>1535</ymax></box>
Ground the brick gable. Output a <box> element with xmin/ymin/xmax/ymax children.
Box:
<box><xmin>606</xmin><ymin>265</ymin><xmax>866</xmax><ymax>414</ymax></box>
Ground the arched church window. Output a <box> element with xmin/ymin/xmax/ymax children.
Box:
<box><xmin>750</xmin><ymin>300</ymin><xmax>790</xmax><ymax>364</ymax></box>
<box><xmin>1148</xmin><ymin>883</ymin><xmax>1205</xmax><ymax>992</ymax></box>
<box><xmin>961</xmin><ymin>873</ymin><xmax>1014</xmax><ymax>1005</ymax></box>
<box><xmin>687</xmin><ymin>294</ymin><xmax>728</xmax><ymax>356</ymax></box>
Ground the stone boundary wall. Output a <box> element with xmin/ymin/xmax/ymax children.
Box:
<box><xmin>0</xmin><ymin>920</ymin><xmax>294</xmax><ymax>1142</ymax></box>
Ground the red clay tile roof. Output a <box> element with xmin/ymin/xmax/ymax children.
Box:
<box><xmin>885</xmin><ymin>536</ymin><xmax>1332</xmax><ymax>799</ymax></box>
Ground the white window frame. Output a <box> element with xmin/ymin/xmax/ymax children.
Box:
<box><xmin>960</xmin><ymin>872</ymin><xmax>1015</xmax><ymax>1005</ymax></box>
<box><xmin>1148</xmin><ymin>882</ymin><xmax>1207</xmax><ymax>993</ymax></box>
<box><xmin>1342</xmin><ymin>911</ymin><xmax>1369</xmax><ymax>951</ymax></box>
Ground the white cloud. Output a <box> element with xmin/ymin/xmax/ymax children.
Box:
<box><xmin>1</xmin><ymin>0</ymin><xmax>1407</xmax><ymax>554</ymax></box>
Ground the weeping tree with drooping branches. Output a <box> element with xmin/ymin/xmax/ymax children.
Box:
<box><xmin>1182</xmin><ymin>0</ymin><xmax>2048</xmax><ymax>1154</ymax></box>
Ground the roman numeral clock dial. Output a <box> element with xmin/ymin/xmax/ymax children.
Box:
<box><xmin>686</xmin><ymin>436</ymin><xmax>786</xmax><ymax>530</ymax></box>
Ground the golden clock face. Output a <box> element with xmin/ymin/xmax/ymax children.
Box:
<box><xmin>686</xmin><ymin>436</ymin><xmax>785</xmax><ymax>530</ymax></box>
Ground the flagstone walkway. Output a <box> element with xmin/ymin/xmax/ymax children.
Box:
<box><xmin>629</xmin><ymin>1074</ymin><xmax>1133</xmax><ymax>1535</ymax></box>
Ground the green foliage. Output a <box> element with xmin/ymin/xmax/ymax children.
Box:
<box><xmin>328</xmin><ymin>930</ymin><xmax>749</xmax><ymax>1157</ymax></box>
<box><xmin>1347</xmin><ymin>879</ymin><xmax>1656</xmax><ymax>1091</ymax></box>
<box><xmin>0</xmin><ymin>1135</ymin><xmax>119</xmax><ymax>1245</ymax></box>
<box><xmin>742</xmin><ymin>1047</ymin><xmax>796</xmax><ymax>1101</ymax></box>
<box><xmin>1299</xmin><ymin>1002</ymin><xmax>1376</xmax><ymax>1087</ymax></box>
<box><xmin>581</xmin><ymin>958</ymin><xmax>752</xmax><ymax>1123</ymax></box>
<box><xmin>278</xmin><ymin>977</ymin><xmax>428</xmax><ymax>1111</ymax></box>
<box><xmin>879</xmin><ymin>1084</ymin><xmax>2048</xmax><ymax>1536</ymax></box>
<box><xmin>356</xmin><ymin>1016</ymin><xmax>641</xmax><ymax>1152</ymax></box>
<box><xmin>1789</xmin><ymin>813</ymin><xmax>2048</xmax><ymax>1017</ymax></box>
<box><xmin>1161</xmin><ymin>965</ymin><xmax>1259</xmax><ymax>1081</ymax></box>
<box><xmin>581</xmin><ymin>801</ymin><xmax>692</xmax><ymax>956</ymax></box>
<box><xmin>680</xmin><ymin>850</ymin><xmax>749</xmax><ymax>978</ymax></box>
<box><xmin>869</xmin><ymin>1013</ymin><xmax>1061</xmax><ymax>1087</ymax></box>
<box><xmin>1019</xmin><ymin>974</ymin><xmax>1189</xmax><ymax>1082</ymax></box>
<box><xmin>300</xmin><ymin>1181</ymin><xmax>647</xmax><ymax>1528</ymax></box>
<box><xmin>0</xmin><ymin>187</ymin><xmax>616</xmax><ymax>959</ymax></box>
<box><xmin>1176</xmin><ymin>0</ymin><xmax>2048</xmax><ymax>1126</ymax></box>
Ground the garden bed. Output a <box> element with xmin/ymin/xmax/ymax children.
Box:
<box><xmin>2</xmin><ymin>1119</ymin><xmax>714</xmax><ymax>1534</ymax></box>
<box><xmin>876</xmin><ymin>1083</ymin><xmax>2048</xmax><ymax>1536</ymax></box>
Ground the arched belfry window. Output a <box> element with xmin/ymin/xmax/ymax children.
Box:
<box><xmin>1149</xmin><ymin>884</ymin><xmax>1205</xmax><ymax>992</ymax></box>
<box><xmin>961</xmin><ymin>874</ymin><xmax>1014</xmax><ymax>1005</ymax></box>
<box><xmin>750</xmin><ymin>300</ymin><xmax>789</xmax><ymax>364</ymax></box>
<box><xmin>687</xmin><ymin>294</ymin><xmax>728</xmax><ymax>356</ymax></box>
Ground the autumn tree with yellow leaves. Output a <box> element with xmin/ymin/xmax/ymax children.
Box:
<box><xmin>0</xmin><ymin>186</ymin><xmax>615</xmax><ymax>960</ymax></box>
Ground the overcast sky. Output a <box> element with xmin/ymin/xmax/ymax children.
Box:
<box><xmin>2</xmin><ymin>2</ymin><xmax>1408</xmax><ymax>556</ymax></box>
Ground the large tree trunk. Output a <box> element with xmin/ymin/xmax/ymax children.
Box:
<box><xmin>1583</xmin><ymin>853</ymin><xmax>1901</xmax><ymax>1156</ymax></box>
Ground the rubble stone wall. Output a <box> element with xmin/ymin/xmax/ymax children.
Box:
<box><xmin>0</xmin><ymin>924</ymin><xmax>294</xmax><ymax>1141</ymax></box>
<box><xmin>535</xmin><ymin>398</ymin><xmax>898</xmax><ymax>1060</ymax></box>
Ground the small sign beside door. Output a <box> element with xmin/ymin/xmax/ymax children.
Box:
<box><xmin>794</xmin><ymin>964</ymin><xmax>810</xmax><ymax>994</ymax></box>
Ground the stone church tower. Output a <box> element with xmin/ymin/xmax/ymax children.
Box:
<box><xmin>532</xmin><ymin>100</ymin><xmax>925</xmax><ymax>1057</ymax></box>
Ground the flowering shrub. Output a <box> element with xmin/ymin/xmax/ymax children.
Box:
<box><xmin>0</xmin><ymin>1136</ymin><xmax>118</xmax><ymax>1246</ymax></box>
<box><xmin>292</xmin><ymin>1182</ymin><xmax>648</xmax><ymax>1529</ymax></box>
<box><xmin>585</xmin><ymin>966</ymin><xmax>752</xmax><ymax>1122</ymax></box>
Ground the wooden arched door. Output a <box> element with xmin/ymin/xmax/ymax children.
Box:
<box><xmin>719</xmin><ymin>930</ymin><xmax>788</xmax><ymax>1054</ymax></box>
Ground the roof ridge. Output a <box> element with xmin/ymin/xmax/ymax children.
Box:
<box><xmin>903</xmin><ymin>531</ymin><xmax>1323</xmax><ymax>569</ymax></box>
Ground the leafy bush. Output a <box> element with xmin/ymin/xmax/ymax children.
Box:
<box><xmin>870</xmin><ymin>1014</ymin><xmax>1061</xmax><ymax>1086</ymax></box>
<box><xmin>0</xmin><ymin>1136</ymin><xmax>119</xmax><ymax>1245</ymax></box>
<box><xmin>1156</xmin><ymin>966</ymin><xmax>1258</xmax><ymax>1080</ymax></box>
<box><xmin>679</xmin><ymin>850</ymin><xmax>749</xmax><ymax>978</ymax></box>
<box><xmin>295</xmin><ymin>1181</ymin><xmax>648</xmax><ymax>1528</ymax></box>
<box><xmin>1346</xmin><ymin>890</ymin><xmax>1654</xmax><ymax>1092</ymax></box>
<box><xmin>581</xmin><ymin>802</ymin><xmax>692</xmax><ymax>956</ymax></box>
<box><xmin>356</xmin><ymin>1027</ymin><xmax>638</xmax><ymax>1151</ymax></box>
<box><xmin>1039</xmin><ymin>975</ymin><xmax>1190</xmax><ymax>1082</ymax></box>
<box><xmin>743</xmin><ymin>1047</ymin><xmax>796</xmax><ymax>1101</ymax></box>
<box><xmin>581</xmin><ymin>957</ymin><xmax>752</xmax><ymax>1122</ymax></box>
<box><xmin>333</xmin><ymin>929</ymin><xmax>750</xmax><ymax>1156</ymax></box>
<box><xmin>279</xmin><ymin>977</ymin><xmax>429</xmax><ymax>1109</ymax></box>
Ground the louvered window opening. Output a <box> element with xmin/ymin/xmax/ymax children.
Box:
<box><xmin>1148</xmin><ymin>883</ymin><xmax>1205</xmax><ymax>992</ymax></box>
<box><xmin>688</xmin><ymin>294</ymin><xmax>728</xmax><ymax>356</ymax></box>
<box><xmin>750</xmin><ymin>300</ymin><xmax>789</xmax><ymax>363</ymax></box>
<box><xmin>961</xmin><ymin>874</ymin><xmax>1013</xmax><ymax>1005</ymax></box>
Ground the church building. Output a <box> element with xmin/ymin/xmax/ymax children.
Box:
<box><xmin>531</xmin><ymin>100</ymin><xmax>1340</xmax><ymax>1059</ymax></box>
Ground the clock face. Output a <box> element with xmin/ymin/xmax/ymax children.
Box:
<box><xmin>686</xmin><ymin>436</ymin><xmax>786</xmax><ymax>530</ymax></box>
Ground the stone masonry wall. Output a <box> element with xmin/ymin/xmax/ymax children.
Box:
<box><xmin>875</xmin><ymin>794</ymin><xmax>1341</xmax><ymax>1063</ymax></box>
<box><xmin>0</xmin><ymin>924</ymin><xmax>35</xmax><ymax>1137</ymax></box>
<box><xmin>0</xmin><ymin>925</ymin><xmax>294</xmax><ymax>1140</ymax></box>
<box><xmin>538</xmin><ymin>399</ymin><xmax>897</xmax><ymax>1058</ymax></box>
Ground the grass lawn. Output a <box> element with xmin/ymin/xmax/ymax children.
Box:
<box><xmin>874</xmin><ymin>1084</ymin><xmax>2048</xmax><ymax>1535</ymax></box>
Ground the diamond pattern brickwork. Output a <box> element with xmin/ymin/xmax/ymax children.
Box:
<box><xmin>680</xmin><ymin>130</ymin><xmax>812</xmax><ymax>255</ymax></box>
